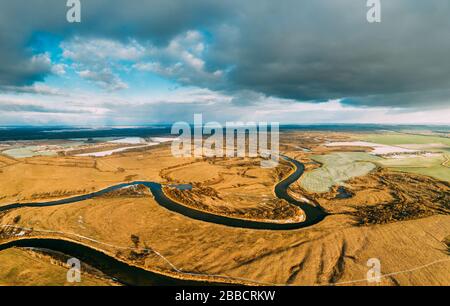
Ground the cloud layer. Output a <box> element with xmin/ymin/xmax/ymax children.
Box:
<box><xmin>0</xmin><ymin>0</ymin><xmax>449</xmax><ymax>125</ymax></box>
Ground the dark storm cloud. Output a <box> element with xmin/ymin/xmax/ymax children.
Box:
<box><xmin>0</xmin><ymin>102</ymin><xmax>88</xmax><ymax>114</ymax></box>
<box><xmin>1</xmin><ymin>0</ymin><xmax>450</xmax><ymax>108</ymax></box>
<box><xmin>206</xmin><ymin>0</ymin><xmax>450</xmax><ymax>108</ymax></box>
<box><xmin>341</xmin><ymin>89</ymin><xmax>450</xmax><ymax>109</ymax></box>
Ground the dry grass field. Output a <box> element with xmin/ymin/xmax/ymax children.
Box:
<box><xmin>0</xmin><ymin>132</ymin><xmax>449</xmax><ymax>286</ymax></box>
<box><xmin>0</xmin><ymin>248</ymin><xmax>116</xmax><ymax>286</ymax></box>
<box><xmin>0</xmin><ymin>146</ymin><xmax>194</xmax><ymax>206</ymax></box>
<box><xmin>163</xmin><ymin>157</ymin><xmax>303</xmax><ymax>222</ymax></box>
<box><xmin>1</xmin><ymin>190</ymin><xmax>448</xmax><ymax>285</ymax></box>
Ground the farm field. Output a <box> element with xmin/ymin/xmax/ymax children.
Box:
<box><xmin>354</xmin><ymin>133</ymin><xmax>450</xmax><ymax>182</ymax></box>
<box><xmin>357</xmin><ymin>133</ymin><xmax>450</xmax><ymax>147</ymax></box>
<box><xmin>299</xmin><ymin>152</ymin><xmax>382</xmax><ymax>193</ymax></box>
<box><xmin>377</xmin><ymin>154</ymin><xmax>450</xmax><ymax>182</ymax></box>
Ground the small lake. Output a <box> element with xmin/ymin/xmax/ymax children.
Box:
<box><xmin>335</xmin><ymin>186</ymin><xmax>353</xmax><ymax>199</ymax></box>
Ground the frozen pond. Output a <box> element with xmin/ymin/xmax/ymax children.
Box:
<box><xmin>108</xmin><ymin>137</ymin><xmax>146</xmax><ymax>144</ymax></box>
<box><xmin>76</xmin><ymin>143</ymin><xmax>159</xmax><ymax>157</ymax></box>
<box><xmin>3</xmin><ymin>146</ymin><xmax>57</xmax><ymax>158</ymax></box>
<box><xmin>325</xmin><ymin>141</ymin><xmax>418</xmax><ymax>155</ymax></box>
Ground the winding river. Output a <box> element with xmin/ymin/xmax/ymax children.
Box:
<box><xmin>0</xmin><ymin>238</ymin><xmax>219</xmax><ymax>286</ymax></box>
<box><xmin>0</xmin><ymin>156</ymin><xmax>327</xmax><ymax>285</ymax></box>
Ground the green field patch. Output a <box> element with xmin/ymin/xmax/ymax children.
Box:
<box><xmin>359</xmin><ymin>133</ymin><xmax>450</xmax><ymax>147</ymax></box>
<box><xmin>300</xmin><ymin>152</ymin><xmax>381</xmax><ymax>193</ymax></box>
<box><xmin>3</xmin><ymin>146</ymin><xmax>57</xmax><ymax>158</ymax></box>
<box><xmin>350</xmin><ymin>133</ymin><xmax>450</xmax><ymax>182</ymax></box>
<box><xmin>377</xmin><ymin>154</ymin><xmax>450</xmax><ymax>182</ymax></box>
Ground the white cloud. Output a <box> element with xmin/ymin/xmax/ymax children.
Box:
<box><xmin>77</xmin><ymin>69</ymin><xmax>128</xmax><ymax>91</ymax></box>
<box><xmin>62</xmin><ymin>37</ymin><xmax>146</xmax><ymax>62</ymax></box>
<box><xmin>30</xmin><ymin>53</ymin><xmax>51</xmax><ymax>68</ymax></box>
<box><xmin>1</xmin><ymin>83</ymin><xmax>449</xmax><ymax>126</ymax></box>
<box><xmin>51</xmin><ymin>63</ymin><xmax>67</xmax><ymax>75</ymax></box>
<box><xmin>61</xmin><ymin>31</ymin><xmax>222</xmax><ymax>91</ymax></box>
<box><xmin>62</xmin><ymin>37</ymin><xmax>139</xmax><ymax>91</ymax></box>
<box><xmin>0</xmin><ymin>83</ymin><xmax>63</xmax><ymax>96</ymax></box>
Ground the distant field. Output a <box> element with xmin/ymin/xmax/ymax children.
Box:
<box><xmin>300</xmin><ymin>147</ymin><xmax>449</xmax><ymax>192</ymax></box>
<box><xmin>377</xmin><ymin>154</ymin><xmax>450</xmax><ymax>182</ymax></box>
<box><xmin>358</xmin><ymin>133</ymin><xmax>450</xmax><ymax>147</ymax></box>
<box><xmin>355</xmin><ymin>133</ymin><xmax>450</xmax><ymax>182</ymax></box>
<box><xmin>300</xmin><ymin>152</ymin><xmax>381</xmax><ymax>193</ymax></box>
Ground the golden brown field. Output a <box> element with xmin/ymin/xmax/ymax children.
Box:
<box><xmin>0</xmin><ymin>131</ymin><xmax>449</xmax><ymax>286</ymax></box>
<box><xmin>0</xmin><ymin>248</ymin><xmax>117</xmax><ymax>286</ymax></box>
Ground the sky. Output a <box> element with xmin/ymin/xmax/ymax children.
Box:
<box><xmin>0</xmin><ymin>0</ymin><xmax>449</xmax><ymax>126</ymax></box>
